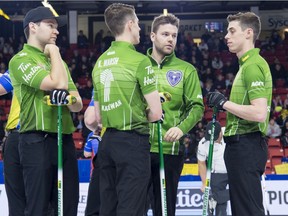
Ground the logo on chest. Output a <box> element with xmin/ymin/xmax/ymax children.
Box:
<box><xmin>166</xmin><ymin>70</ymin><xmax>182</xmax><ymax>87</ymax></box>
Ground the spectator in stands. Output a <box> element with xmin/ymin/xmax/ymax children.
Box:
<box><xmin>222</xmin><ymin>60</ymin><xmax>238</xmax><ymax>76</ymax></box>
<box><xmin>79</xmin><ymin>78</ymin><xmax>93</xmax><ymax>99</ymax></box>
<box><xmin>282</xmin><ymin>120</ymin><xmax>288</xmax><ymax>136</ymax></box>
<box><xmin>211</xmin><ymin>34</ymin><xmax>223</xmax><ymax>52</ymax></box>
<box><xmin>74</xmin><ymin>112</ymin><xmax>84</xmax><ymax>132</ymax></box>
<box><xmin>270</xmin><ymin>29</ymin><xmax>282</xmax><ymax>47</ymax></box>
<box><xmin>267</xmin><ymin>118</ymin><xmax>282</xmax><ymax>138</ymax></box>
<box><xmin>0</xmin><ymin>36</ymin><xmax>4</xmax><ymax>50</ymax></box>
<box><xmin>102</xmin><ymin>30</ymin><xmax>114</xmax><ymax>51</ymax></box>
<box><xmin>3</xmin><ymin>42</ymin><xmax>14</xmax><ymax>56</ymax></box>
<box><xmin>88</xmin><ymin>50</ymin><xmax>99</xmax><ymax>66</ymax></box>
<box><xmin>272</xmin><ymin>95</ymin><xmax>283</xmax><ymax>111</ymax></box>
<box><xmin>142</xmin><ymin>34</ymin><xmax>152</xmax><ymax>51</ymax></box>
<box><xmin>57</xmin><ymin>35</ymin><xmax>70</xmax><ymax>49</ymax></box>
<box><xmin>176</xmin><ymin>42</ymin><xmax>189</xmax><ymax>61</ymax></box>
<box><xmin>16</xmin><ymin>36</ymin><xmax>25</xmax><ymax>52</ymax></box>
<box><xmin>0</xmin><ymin>117</ymin><xmax>5</xmax><ymax>141</ymax></box>
<box><xmin>202</xmin><ymin>79</ymin><xmax>215</xmax><ymax>97</ymax></box>
<box><xmin>0</xmin><ymin>62</ymin><xmax>7</xmax><ymax>73</ymax></box>
<box><xmin>183</xmin><ymin>134</ymin><xmax>197</xmax><ymax>163</ymax></box>
<box><xmin>80</xmin><ymin>55</ymin><xmax>93</xmax><ymax>77</ymax></box>
<box><xmin>214</xmin><ymin>73</ymin><xmax>226</xmax><ymax>90</ymax></box>
<box><xmin>224</xmin><ymin>73</ymin><xmax>235</xmax><ymax>92</ymax></box>
<box><xmin>283</xmin><ymin>93</ymin><xmax>288</xmax><ymax>109</ymax></box>
<box><xmin>71</xmin><ymin>49</ymin><xmax>82</xmax><ymax>69</ymax></box>
<box><xmin>94</xmin><ymin>29</ymin><xmax>104</xmax><ymax>48</ymax></box>
<box><xmin>198</xmin><ymin>38</ymin><xmax>209</xmax><ymax>51</ymax></box>
<box><xmin>260</xmin><ymin>36</ymin><xmax>273</xmax><ymax>50</ymax></box>
<box><xmin>270</xmin><ymin>59</ymin><xmax>288</xmax><ymax>87</ymax></box>
<box><xmin>201</xmin><ymin>29</ymin><xmax>212</xmax><ymax>43</ymax></box>
<box><xmin>202</xmin><ymin>67</ymin><xmax>215</xmax><ymax>83</ymax></box>
<box><xmin>193</xmin><ymin>121</ymin><xmax>207</xmax><ymax>143</ymax></box>
<box><xmin>211</xmin><ymin>55</ymin><xmax>224</xmax><ymax>71</ymax></box>
<box><xmin>77</xmin><ymin>30</ymin><xmax>89</xmax><ymax>48</ymax></box>
<box><xmin>198</xmin><ymin>59</ymin><xmax>211</xmax><ymax>80</ymax></box>
<box><xmin>280</xmin><ymin>120</ymin><xmax>288</xmax><ymax>148</ymax></box>
<box><xmin>185</xmin><ymin>32</ymin><xmax>195</xmax><ymax>46</ymax></box>
<box><xmin>69</xmin><ymin>62</ymin><xmax>78</xmax><ymax>82</ymax></box>
<box><xmin>218</xmin><ymin>36</ymin><xmax>228</xmax><ymax>51</ymax></box>
<box><xmin>57</xmin><ymin>35</ymin><xmax>70</xmax><ymax>56</ymax></box>
<box><xmin>207</xmin><ymin>33</ymin><xmax>221</xmax><ymax>52</ymax></box>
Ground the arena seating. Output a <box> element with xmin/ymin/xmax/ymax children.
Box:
<box><xmin>265</xmin><ymin>137</ymin><xmax>287</xmax><ymax>174</ymax></box>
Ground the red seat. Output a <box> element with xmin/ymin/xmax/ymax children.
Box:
<box><xmin>77</xmin><ymin>77</ymin><xmax>89</xmax><ymax>86</ymax></box>
<box><xmin>268</xmin><ymin>147</ymin><xmax>284</xmax><ymax>158</ymax></box>
<box><xmin>219</xmin><ymin>119</ymin><xmax>226</xmax><ymax>127</ymax></box>
<box><xmin>4</xmin><ymin>107</ymin><xmax>10</xmax><ymax>114</ymax></box>
<box><xmin>266</xmin><ymin>160</ymin><xmax>271</xmax><ymax>169</ymax></box>
<box><xmin>268</xmin><ymin>138</ymin><xmax>281</xmax><ymax>148</ymax></box>
<box><xmin>218</xmin><ymin>112</ymin><xmax>226</xmax><ymax>120</ymax></box>
<box><xmin>284</xmin><ymin>148</ymin><xmax>288</xmax><ymax>157</ymax></box>
<box><xmin>0</xmin><ymin>100</ymin><xmax>6</xmax><ymax>106</ymax></box>
<box><xmin>73</xmin><ymin>132</ymin><xmax>83</xmax><ymax>140</ymax></box>
<box><xmin>265</xmin><ymin>167</ymin><xmax>274</xmax><ymax>175</ymax></box>
<box><xmin>275</xmin><ymin>79</ymin><xmax>285</xmax><ymax>88</ymax></box>
<box><xmin>5</xmin><ymin>99</ymin><xmax>11</xmax><ymax>107</ymax></box>
<box><xmin>74</xmin><ymin>140</ymin><xmax>84</xmax><ymax>149</ymax></box>
<box><xmin>81</xmin><ymin>104</ymin><xmax>89</xmax><ymax>113</ymax></box>
<box><xmin>269</xmin><ymin>147</ymin><xmax>284</xmax><ymax>168</ymax></box>
<box><xmin>274</xmin><ymin>88</ymin><xmax>288</xmax><ymax>94</ymax></box>
<box><xmin>282</xmin><ymin>62</ymin><xmax>288</xmax><ymax>70</ymax></box>
<box><xmin>82</xmin><ymin>99</ymin><xmax>91</xmax><ymax>107</ymax></box>
<box><xmin>1</xmin><ymin>115</ymin><xmax>7</xmax><ymax>121</ymax></box>
<box><xmin>271</xmin><ymin>157</ymin><xmax>283</xmax><ymax>168</ymax></box>
<box><xmin>279</xmin><ymin>93</ymin><xmax>287</xmax><ymax>102</ymax></box>
<box><xmin>264</xmin><ymin>56</ymin><xmax>275</xmax><ymax>64</ymax></box>
<box><xmin>275</xmin><ymin>50</ymin><xmax>286</xmax><ymax>57</ymax></box>
<box><xmin>204</xmin><ymin>109</ymin><xmax>213</xmax><ymax>121</ymax></box>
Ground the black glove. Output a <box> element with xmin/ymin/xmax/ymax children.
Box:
<box><xmin>153</xmin><ymin>110</ymin><xmax>165</xmax><ymax>124</ymax></box>
<box><xmin>207</xmin><ymin>92</ymin><xmax>227</xmax><ymax>110</ymax></box>
<box><xmin>50</xmin><ymin>89</ymin><xmax>69</xmax><ymax>105</ymax></box>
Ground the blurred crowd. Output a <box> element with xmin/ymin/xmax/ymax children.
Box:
<box><xmin>1</xmin><ymin>28</ymin><xmax>288</xmax><ymax>161</ymax></box>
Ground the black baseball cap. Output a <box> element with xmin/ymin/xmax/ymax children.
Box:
<box><xmin>23</xmin><ymin>6</ymin><xmax>67</xmax><ymax>29</ymax></box>
<box><xmin>204</xmin><ymin>121</ymin><xmax>221</xmax><ymax>141</ymax></box>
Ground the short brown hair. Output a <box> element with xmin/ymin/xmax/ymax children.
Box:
<box><xmin>151</xmin><ymin>14</ymin><xmax>180</xmax><ymax>33</ymax></box>
<box><xmin>24</xmin><ymin>26</ymin><xmax>29</xmax><ymax>40</ymax></box>
<box><xmin>104</xmin><ymin>3</ymin><xmax>136</xmax><ymax>36</ymax></box>
<box><xmin>227</xmin><ymin>12</ymin><xmax>261</xmax><ymax>43</ymax></box>
<box><xmin>24</xmin><ymin>22</ymin><xmax>40</xmax><ymax>40</ymax></box>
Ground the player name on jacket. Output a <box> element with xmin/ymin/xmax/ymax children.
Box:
<box><xmin>98</xmin><ymin>57</ymin><xmax>119</xmax><ymax>67</ymax></box>
<box><xmin>102</xmin><ymin>99</ymin><xmax>122</xmax><ymax>111</ymax></box>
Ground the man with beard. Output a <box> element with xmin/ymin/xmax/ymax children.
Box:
<box><xmin>146</xmin><ymin>13</ymin><xmax>204</xmax><ymax>216</ymax></box>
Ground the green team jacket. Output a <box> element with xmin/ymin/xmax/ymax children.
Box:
<box><xmin>147</xmin><ymin>48</ymin><xmax>204</xmax><ymax>155</ymax></box>
<box><xmin>9</xmin><ymin>44</ymin><xmax>77</xmax><ymax>134</ymax></box>
<box><xmin>92</xmin><ymin>41</ymin><xmax>157</xmax><ymax>135</ymax></box>
<box><xmin>225</xmin><ymin>48</ymin><xmax>273</xmax><ymax>137</ymax></box>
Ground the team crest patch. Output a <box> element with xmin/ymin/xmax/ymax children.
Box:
<box><xmin>166</xmin><ymin>70</ymin><xmax>182</xmax><ymax>87</ymax></box>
